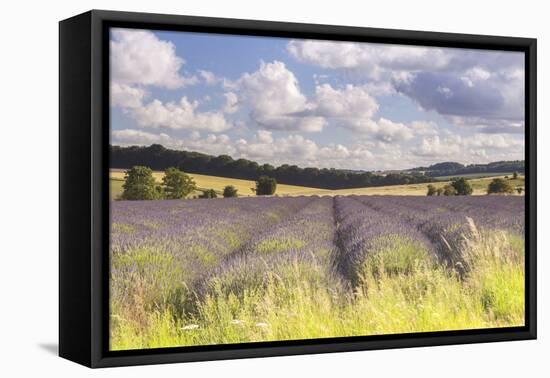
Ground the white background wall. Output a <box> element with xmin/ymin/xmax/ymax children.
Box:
<box><xmin>0</xmin><ymin>0</ymin><xmax>547</xmax><ymax>376</ymax></box>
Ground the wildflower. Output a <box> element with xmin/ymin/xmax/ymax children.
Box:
<box><xmin>181</xmin><ymin>324</ymin><xmax>199</xmax><ymax>330</ymax></box>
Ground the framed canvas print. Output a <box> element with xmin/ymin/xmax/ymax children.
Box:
<box><xmin>59</xmin><ymin>10</ymin><xmax>537</xmax><ymax>368</ymax></box>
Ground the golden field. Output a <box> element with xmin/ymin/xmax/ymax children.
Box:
<box><xmin>110</xmin><ymin>169</ymin><xmax>525</xmax><ymax>198</ymax></box>
<box><xmin>110</xmin><ymin>169</ymin><xmax>330</xmax><ymax>198</ymax></box>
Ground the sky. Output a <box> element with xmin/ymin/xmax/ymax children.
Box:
<box><xmin>110</xmin><ymin>27</ymin><xmax>525</xmax><ymax>171</ymax></box>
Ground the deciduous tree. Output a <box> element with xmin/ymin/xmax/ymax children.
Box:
<box><xmin>255</xmin><ymin>176</ymin><xmax>277</xmax><ymax>195</ymax></box>
<box><xmin>162</xmin><ymin>167</ymin><xmax>196</xmax><ymax>199</ymax></box>
<box><xmin>121</xmin><ymin>166</ymin><xmax>158</xmax><ymax>200</ymax></box>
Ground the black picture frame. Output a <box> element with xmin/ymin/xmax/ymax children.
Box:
<box><xmin>59</xmin><ymin>9</ymin><xmax>537</xmax><ymax>368</ymax></box>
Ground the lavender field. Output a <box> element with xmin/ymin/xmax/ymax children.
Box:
<box><xmin>110</xmin><ymin>195</ymin><xmax>525</xmax><ymax>350</ymax></box>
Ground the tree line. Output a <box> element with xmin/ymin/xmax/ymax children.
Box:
<box><xmin>111</xmin><ymin>144</ymin><xmax>432</xmax><ymax>190</ymax></box>
<box><xmin>413</xmin><ymin>160</ymin><xmax>525</xmax><ymax>178</ymax></box>
<box><xmin>120</xmin><ymin>166</ymin><xmax>278</xmax><ymax>201</ymax></box>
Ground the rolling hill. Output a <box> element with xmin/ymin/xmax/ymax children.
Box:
<box><xmin>110</xmin><ymin>169</ymin><xmax>525</xmax><ymax>199</ymax></box>
<box><xmin>110</xmin><ymin>169</ymin><xmax>330</xmax><ymax>199</ymax></box>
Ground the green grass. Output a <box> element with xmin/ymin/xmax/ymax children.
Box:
<box><xmin>110</xmin><ymin>227</ymin><xmax>524</xmax><ymax>350</ymax></box>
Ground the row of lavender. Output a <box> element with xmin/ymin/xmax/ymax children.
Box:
<box><xmin>111</xmin><ymin>197</ymin><xmax>313</xmax><ymax>279</ymax></box>
<box><xmin>333</xmin><ymin>196</ymin><xmax>436</xmax><ymax>286</ymax></box>
<box><xmin>195</xmin><ymin>196</ymin><xmax>345</xmax><ymax>299</ymax></box>
<box><xmin>345</xmin><ymin>195</ymin><xmax>524</xmax><ymax>276</ymax></box>
<box><xmin>110</xmin><ymin>197</ymin><xmax>315</xmax><ymax>313</ymax></box>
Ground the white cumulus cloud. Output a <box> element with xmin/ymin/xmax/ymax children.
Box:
<box><xmin>413</xmin><ymin>133</ymin><xmax>524</xmax><ymax>163</ymax></box>
<box><xmin>199</xmin><ymin>70</ymin><xmax>220</xmax><ymax>85</ymax></box>
<box><xmin>234</xmin><ymin>60</ymin><xmax>325</xmax><ymax>132</ymax></box>
<box><xmin>288</xmin><ymin>39</ymin><xmax>525</xmax><ymax>136</ymax></box>
<box><xmin>110</xmin><ymin>28</ymin><xmax>198</xmax><ymax>89</ymax></box>
<box><xmin>112</xmin><ymin>129</ymin><xmax>174</xmax><ymax>145</ymax></box>
<box><xmin>222</xmin><ymin>92</ymin><xmax>239</xmax><ymax>114</ymax></box>
<box><xmin>312</xmin><ymin>83</ymin><xmax>379</xmax><ymax>119</ymax></box>
<box><xmin>130</xmin><ymin>97</ymin><xmax>232</xmax><ymax>132</ymax></box>
<box><xmin>287</xmin><ymin>40</ymin><xmax>450</xmax><ymax>75</ymax></box>
<box><xmin>110</xmin><ymin>83</ymin><xmax>147</xmax><ymax>109</ymax></box>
